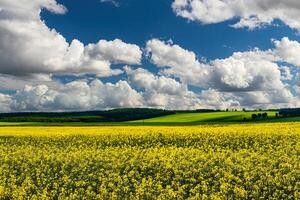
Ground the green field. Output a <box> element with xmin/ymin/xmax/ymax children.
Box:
<box><xmin>0</xmin><ymin>122</ymin><xmax>32</xmax><ymax>126</ymax></box>
<box><xmin>2</xmin><ymin>111</ymin><xmax>300</xmax><ymax>126</ymax></box>
<box><xmin>129</xmin><ymin>111</ymin><xmax>278</xmax><ymax>125</ymax></box>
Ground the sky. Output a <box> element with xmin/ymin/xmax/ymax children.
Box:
<box><xmin>0</xmin><ymin>0</ymin><xmax>300</xmax><ymax>112</ymax></box>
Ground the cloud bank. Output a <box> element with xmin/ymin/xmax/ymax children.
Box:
<box><xmin>0</xmin><ymin>0</ymin><xmax>141</xmax><ymax>77</ymax></box>
<box><xmin>0</xmin><ymin>0</ymin><xmax>300</xmax><ymax>111</ymax></box>
<box><xmin>172</xmin><ymin>0</ymin><xmax>300</xmax><ymax>30</ymax></box>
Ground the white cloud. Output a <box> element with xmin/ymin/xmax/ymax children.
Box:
<box><xmin>0</xmin><ymin>0</ymin><xmax>142</xmax><ymax>77</ymax></box>
<box><xmin>125</xmin><ymin>66</ymin><xmax>186</xmax><ymax>95</ymax></box>
<box><xmin>145</xmin><ymin>39</ymin><xmax>210</xmax><ymax>86</ymax></box>
<box><xmin>0</xmin><ymin>74</ymin><xmax>58</xmax><ymax>91</ymax></box>
<box><xmin>125</xmin><ymin>67</ymin><xmax>201</xmax><ymax>109</ymax></box>
<box><xmin>199</xmin><ymin>88</ymin><xmax>300</xmax><ymax>110</ymax></box>
<box><xmin>237</xmin><ymin>89</ymin><xmax>299</xmax><ymax>109</ymax></box>
<box><xmin>273</xmin><ymin>37</ymin><xmax>300</xmax><ymax>67</ymax></box>
<box><xmin>10</xmin><ymin>79</ymin><xmax>143</xmax><ymax>111</ymax></box>
<box><xmin>211</xmin><ymin>50</ymin><xmax>284</xmax><ymax>92</ymax></box>
<box><xmin>0</xmin><ymin>93</ymin><xmax>11</xmax><ymax>112</ymax></box>
<box><xmin>2</xmin><ymin>69</ymin><xmax>299</xmax><ymax>111</ymax></box>
<box><xmin>294</xmin><ymin>73</ymin><xmax>300</xmax><ymax>94</ymax></box>
<box><xmin>1</xmin><ymin>71</ymin><xmax>201</xmax><ymax>111</ymax></box>
<box><xmin>86</xmin><ymin>39</ymin><xmax>142</xmax><ymax>65</ymax></box>
<box><xmin>0</xmin><ymin>0</ymin><xmax>67</xmax><ymax>20</ymax></box>
<box><xmin>198</xmin><ymin>89</ymin><xmax>241</xmax><ymax>110</ymax></box>
<box><xmin>1</xmin><ymin>0</ymin><xmax>300</xmax><ymax>111</ymax></box>
<box><xmin>88</xmin><ymin>80</ymin><xmax>143</xmax><ymax>109</ymax></box>
<box><xmin>11</xmin><ymin>85</ymin><xmax>57</xmax><ymax>111</ymax></box>
<box><xmin>145</xmin><ymin>38</ymin><xmax>300</xmax><ymax>109</ymax></box>
<box><xmin>280</xmin><ymin>66</ymin><xmax>294</xmax><ymax>81</ymax></box>
<box><xmin>172</xmin><ymin>0</ymin><xmax>300</xmax><ymax>31</ymax></box>
<box><xmin>146</xmin><ymin>38</ymin><xmax>286</xmax><ymax>92</ymax></box>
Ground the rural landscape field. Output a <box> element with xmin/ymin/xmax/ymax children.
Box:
<box><xmin>2</xmin><ymin>0</ymin><xmax>300</xmax><ymax>199</ymax></box>
<box><xmin>0</xmin><ymin>111</ymin><xmax>300</xmax><ymax>199</ymax></box>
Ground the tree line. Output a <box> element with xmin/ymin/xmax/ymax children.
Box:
<box><xmin>0</xmin><ymin>108</ymin><xmax>175</xmax><ymax>122</ymax></box>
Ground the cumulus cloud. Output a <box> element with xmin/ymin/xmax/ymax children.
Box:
<box><xmin>11</xmin><ymin>85</ymin><xmax>58</xmax><ymax>111</ymax></box>
<box><xmin>273</xmin><ymin>37</ymin><xmax>300</xmax><ymax>67</ymax></box>
<box><xmin>1</xmin><ymin>71</ymin><xmax>202</xmax><ymax>111</ymax></box>
<box><xmin>146</xmin><ymin>38</ymin><xmax>286</xmax><ymax>92</ymax></box>
<box><xmin>210</xmin><ymin>50</ymin><xmax>283</xmax><ymax>92</ymax></box>
<box><xmin>88</xmin><ymin>80</ymin><xmax>143</xmax><ymax>109</ymax></box>
<box><xmin>1</xmin><ymin>0</ymin><xmax>300</xmax><ymax>111</ymax></box>
<box><xmin>10</xmin><ymin>79</ymin><xmax>143</xmax><ymax>111</ymax></box>
<box><xmin>5</xmin><ymin>36</ymin><xmax>295</xmax><ymax>111</ymax></box>
<box><xmin>1</xmin><ymin>67</ymin><xmax>299</xmax><ymax>111</ymax></box>
<box><xmin>145</xmin><ymin>38</ymin><xmax>300</xmax><ymax>109</ymax></box>
<box><xmin>196</xmin><ymin>89</ymin><xmax>238</xmax><ymax>110</ymax></box>
<box><xmin>145</xmin><ymin>39</ymin><xmax>210</xmax><ymax>86</ymax></box>
<box><xmin>172</xmin><ymin>0</ymin><xmax>300</xmax><ymax>31</ymax></box>
<box><xmin>0</xmin><ymin>0</ymin><xmax>142</xmax><ymax>77</ymax></box>
<box><xmin>199</xmin><ymin>89</ymin><xmax>299</xmax><ymax>110</ymax></box>
<box><xmin>280</xmin><ymin>66</ymin><xmax>294</xmax><ymax>81</ymax></box>
<box><xmin>0</xmin><ymin>74</ymin><xmax>59</xmax><ymax>91</ymax></box>
<box><xmin>125</xmin><ymin>66</ymin><xmax>186</xmax><ymax>95</ymax></box>
<box><xmin>235</xmin><ymin>89</ymin><xmax>296</xmax><ymax>108</ymax></box>
<box><xmin>86</xmin><ymin>39</ymin><xmax>141</xmax><ymax>65</ymax></box>
<box><xmin>125</xmin><ymin>67</ymin><xmax>201</xmax><ymax>109</ymax></box>
<box><xmin>0</xmin><ymin>94</ymin><xmax>11</xmax><ymax>112</ymax></box>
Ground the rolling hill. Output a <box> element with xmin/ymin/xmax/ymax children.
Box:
<box><xmin>128</xmin><ymin>111</ymin><xmax>280</xmax><ymax>125</ymax></box>
<box><xmin>1</xmin><ymin>109</ymin><xmax>300</xmax><ymax>126</ymax></box>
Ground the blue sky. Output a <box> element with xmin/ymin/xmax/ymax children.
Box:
<box><xmin>0</xmin><ymin>0</ymin><xmax>300</xmax><ymax>111</ymax></box>
<box><xmin>43</xmin><ymin>0</ymin><xmax>297</xmax><ymax>59</ymax></box>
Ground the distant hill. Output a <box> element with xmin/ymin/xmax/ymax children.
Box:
<box><xmin>128</xmin><ymin>111</ymin><xmax>278</xmax><ymax>125</ymax></box>
<box><xmin>1</xmin><ymin>108</ymin><xmax>300</xmax><ymax>125</ymax></box>
<box><xmin>128</xmin><ymin>109</ymin><xmax>300</xmax><ymax>125</ymax></box>
<box><xmin>0</xmin><ymin>108</ymin><xmax>175</xmax><ymax>123</ymax></box>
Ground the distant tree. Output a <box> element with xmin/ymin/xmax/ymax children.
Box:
<box><xmin>258</xmin><ymin>113</ymin><xmax>262</xmax><ymax>118</ymax></box>
<box><xmin>262</xmin><ymin>112</ymin><xmax>268</xmax><ymax>119</ymax></box>
<box><xmin>252</xmin><ymin>114</ymin><xmax>258</xmax><ymax>120</ymax></box>
<box><xmin>279</xmin><ymin>108</ymin><xmax>300</xmax><ymax>118</ymax></box>
<box><xmin>275</xmin><ymin>113</ymin><xmax>279</xmax><ymax>118</ymax></box>
<box><xmin>242</xmin><ymin>108</ymin><xmax>246</xmax><ymax>112</ymax></box>
<box><xmin>226</xmin><ymin>109</ymin><xmax>229</xmax><ymax>112</ymax></box>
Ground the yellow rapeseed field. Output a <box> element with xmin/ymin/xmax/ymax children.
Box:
<box><xmin>0</xmin><ymin>123</ymin><xmax>299</xmax><ymax>199</ymax></box>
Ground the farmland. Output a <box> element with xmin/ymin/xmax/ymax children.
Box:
<box><xmin>2</xmin><ymin>110</ymin><xmax>300</xmax><ymax>127</ymax></box>
<box><xmin>129</xmin><ymin>111</ymin><xmax>279</xmax><ymax>125</ymax></box>
<box><xmin>0</xmin><ymin>123</ymin><xmax>299</xmax><ymax>199</ymax></box>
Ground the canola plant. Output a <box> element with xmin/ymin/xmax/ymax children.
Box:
<box><xmin>0</xmin><ymin>123</ymin><xmax>299</xmax><ymax>199</ymax></box>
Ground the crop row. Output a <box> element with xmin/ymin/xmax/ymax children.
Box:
<box><xmin>0</xmin><ymin>123</ymin><xmax>299</xmax><ymax>199</ymax></box>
